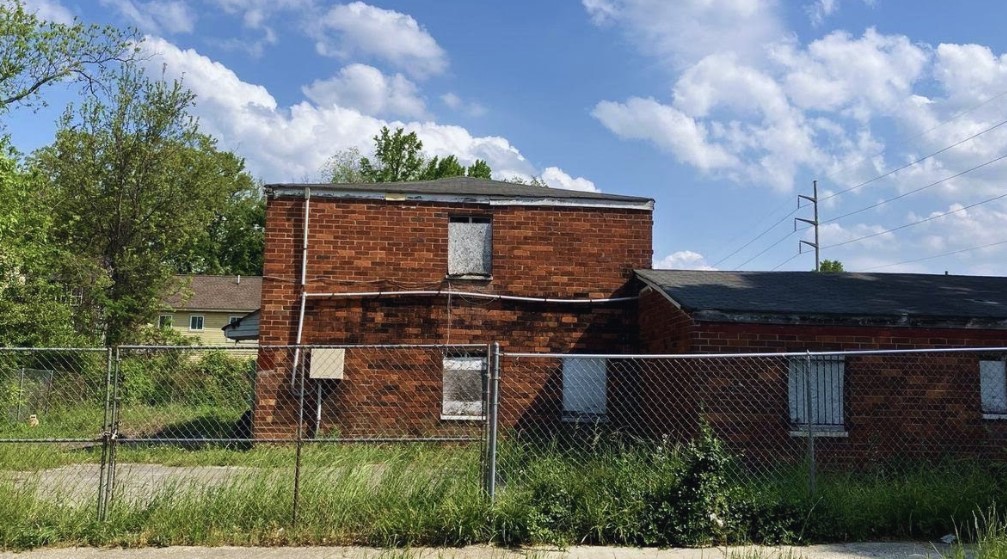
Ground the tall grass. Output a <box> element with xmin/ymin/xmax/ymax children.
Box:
<box><xmin>0</xmin><ymin>428</ymin><xmax>1003</xmax><ymax>550</ymax></box>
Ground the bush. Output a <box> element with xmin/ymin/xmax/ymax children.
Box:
<box><xmin>119</xmin><ymin>350</ymin><xmax>253</xmax><ymax>407</ymax></box>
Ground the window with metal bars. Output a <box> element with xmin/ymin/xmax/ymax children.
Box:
<box><xmin>788</xmin><ymin>357</ymin><xmax>845</xmax><ymax>431</ymax></box>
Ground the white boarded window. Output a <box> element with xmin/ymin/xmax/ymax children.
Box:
<box><xmin>788</xmin><ymin>357</ymin><xmax>844</xmax><ymax>429</ymax></box>
<box><xmin>448</xmin><ymin>216</ymin><xmax>491</xmax><ymax>276</ymax></box>
<box><xmin>562</xmin><ymin>357</ymin><xmax>607</xmax><ymax>420</ymax></box>
<box><xmin>442</xmin><ymin>356</ymin><xmax>486</xmax><ymax>419</ymax></box>
<box><xmin>980</xmin><ymin>360</ymin><xmax>1007</xmax><ymax>415</ymax></box>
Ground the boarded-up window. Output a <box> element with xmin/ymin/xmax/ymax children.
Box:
<box><xmin>562</xmin><ymin>357</ymin><xmax>607</xmax><ymax>420</ymax></box>
<box><xmin>980</xmin><ymin>360</ymin><xmax>1007</xmax><ymax>415</ymax></box>
<box><xmin>789</xmin><ymin>357</ymin><xmax>844</xmax><ymax>429</ymax></box>
<box><xmin>448</xmin><ymin>216</ymin><xmax>491</xmax><ymax>276</ymax></box>
<box><xmin>442</xmin><ymin>356</ymin><xmax>486</xmax><ymax>419</ymax></box>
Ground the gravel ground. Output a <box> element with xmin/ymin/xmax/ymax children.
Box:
<box><xmin>0</xmin><ymin>543</ymin><xmax>962</xmax><ymax>559</ymax></box>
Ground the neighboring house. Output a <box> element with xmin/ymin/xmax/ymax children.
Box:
<box><xmin>253</xmin><ymin>177</ymin><xmax>654</xmax><ymax>438</ymax></box>
<box><xmin>161</xmin><ymin>275</ymin><xmax>262</xmax><ymax>345</ymax></box>
<box><xmin>635</xmin><ymin>269</ymin><xmax>1007</xmax><ymax>463</ymax></box>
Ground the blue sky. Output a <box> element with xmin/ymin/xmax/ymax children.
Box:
<box><xmin>14</xmin><ymin>0</ymin><xmax>1007</xmax><ymax>276</ymax></box>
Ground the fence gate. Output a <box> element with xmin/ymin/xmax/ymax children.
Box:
<box><xmin>0</xmin><ymin>348</ymin><xmax>114</xmax><ymax>519</ymax></box>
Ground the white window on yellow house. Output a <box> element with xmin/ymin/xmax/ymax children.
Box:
<box><xmin>158</xmin><ymin>315</ymin><xmax>173</xmax><ymax>329</ymax></box>
<box><xmin>188</xmin><ymin>315</ymin><xmax>204</xmax><ymax>331</ymax></box>
<box><xmin>228</xmin><ymin>315</ymin><xmax>242</xmax><ymax>326</ymax></box>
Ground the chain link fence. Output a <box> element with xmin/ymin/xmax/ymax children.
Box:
<box><xmin>0</xmin><ymin>344</ymin><xmax>1005</xmax><ymax>529</ymax></box>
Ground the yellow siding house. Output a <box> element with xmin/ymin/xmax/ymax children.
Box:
<box><xmin>160</xmin><ymin>275</ymin><xmax>261</xmax><ymax>345</ymax></box>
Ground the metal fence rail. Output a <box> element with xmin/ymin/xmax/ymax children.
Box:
<box><xmin>0</xmin><ymin>344</ymin><xmax>1004</xmax><ymax>524</ymax></box>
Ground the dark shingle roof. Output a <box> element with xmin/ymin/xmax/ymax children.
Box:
<box><xmin>162</xmin><ymin>275</ymin><xmax>261</xmax><ymax>312</ymax></box>
<box><xmin>267</xmin><ymin>176</ymin><xmax>653</xmax><ymax>204</ymax></box>
<box><xmin>636</xmin><ymin>269</ymin><xmax>1007</xmax><ymax>326</ymax></box>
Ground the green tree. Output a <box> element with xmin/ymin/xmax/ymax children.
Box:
<box><xmin>34</xmin><ymin>68</ymin><xmax>253</xmax><ymax>344</ymax></box>
<box><xmin>0</xmin><ymin>0</ymin><xmax>137</xmax><ymax>113</ymax></box>
<box><xmin>359</xmin><ymin>126</ymin><xmax>426</xmax><ymax>182</ymax></box>
<box><xmin>328</xmin><ymin>127</ymin><xmax>494</xmax><ymax>183</ymax></box>
<box><xmin>819</xmin><ymin>259</ymin><xmax>844</xmax><ymax>272</ymax></box>
<box><xmin>170</xmin><ymin>166</ymin><xmax>264</xmax><ymax>276</ymax></box>
<box><xmin>0</xmin><ymin>141</ymin><xmax>94</xmax><ymax>346</ymax></box>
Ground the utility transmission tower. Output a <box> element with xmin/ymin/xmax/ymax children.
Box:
<box><xmin>795</xmin><ymin>180</ymin><xmax>820</xmax><ymax>271</ymax></box>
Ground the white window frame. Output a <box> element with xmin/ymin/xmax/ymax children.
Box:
<box><xmin>188</xmin><ymin>314</ymin><xmax>204</xmax><ymax>331</ymax></box>
<box><xmin>228</xmin><ymin>315</ymin><xmax>242</xmax><ymax>326</ymax></box>
<box><xmin>441</xmin><ymin>356</ymin><xmax>486</xmax><ymax>420</ymax></box>
<box><xmin>788</xmin><ymin>356</ymin><xmax>847</xmax><ymax>437</ymax></box>
<box><xmin>980</xmin><ymin>359</ymin><xmax>1007</xmax><ymax>420</ymax></box>
<box><xmin>447</xmin><ymin>215</ymin><xmax>492</xmax><ymax>278</ymax></box>
<box><xmin>562</xmin><ymin>357</ymin><xmax>608</xmax><ymax>422</ymax></box>
<box><xmin>158</xmin><ymin>314</ymin><xmax>173</xmax><ymax>329</ymax></box>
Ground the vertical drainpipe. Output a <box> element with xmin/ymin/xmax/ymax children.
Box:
<box><xmin>291</xmin><ymin>187</ymin><xmax>311</xmax><ymax>391</ymax></box>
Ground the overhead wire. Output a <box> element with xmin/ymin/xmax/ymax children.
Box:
<box><xmin>823</xmin><ymin>191</ymin><xmax>1007</xmax><ymax>250</ymax></box>
<box><xmin>821</xmin><ymin>152</ymin><xmax>1007</xmax><ymax>225</ymax></box>
<box><xmin>733</xmin><ymin>227</ymin><xmax>810</xmax><ymax>270</ymax></box>
<box><xmin>863</xmin><ymin>238</ymin><xmax>1007</xmax><ymax>271</ymax></box>
<box><xmin>711</xmin><ymin>205</ymin><xmax>800</xmax><ymax>267</ymax></box>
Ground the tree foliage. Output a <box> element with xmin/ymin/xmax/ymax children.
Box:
<box><xmin>819</xmin><ymin>259</ymin><xmax>844</xmax><ymax>273</ymax></box>
<box><xmin>0</xmin><ymin>141</ymin><xmax>94</xmax><ymax>346</ymax></box>
<box><xmin>34</xmin><ymin>68</ymin><xmax>256</xmax><ymax>344</ymax></box>
<box><xmin>0</xmin><ymin>0</ymin><xmax>137</xmax><ymax>113</ymax></box>
<box><xmin>330</xmin><ymin>127</ymin><xmax>494</xmax><ymax>183</ymax></box>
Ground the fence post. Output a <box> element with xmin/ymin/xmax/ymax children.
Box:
<box><xmin>103</xmin><ymin>346</ymin><xmax>123</xmax><ymax>517</ymax></box>
<box><xmin>484</xmin><ymin>342</ymin><xmax>501</xmax><ymax>504</ymax></box>
<box><xmin>96</xmin><ymin>347</ymin><xmax>114</xmax><ymax>521</ymax></box>
<box><xmin>292</xmin><ymin>347</ymin><xmax>306</xmax><ymax>526</ymax></box>
<box><xmin>804</xmin><ymin>351</ymin><xmax>816</xmax><ymax>495</ymax></box>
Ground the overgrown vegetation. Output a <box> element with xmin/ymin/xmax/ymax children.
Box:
<box><xmin>0</xmin><ymin>417</ymin><xmax>1002</xmax><ymax>551</ymax></box>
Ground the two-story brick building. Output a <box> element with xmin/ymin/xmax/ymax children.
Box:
<box><xmin>253</xmin><ymin>177</ymin><xmax>653</xmax><ymax>438</ymax></box>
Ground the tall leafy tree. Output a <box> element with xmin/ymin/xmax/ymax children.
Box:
<box><xmin>0</xmin><ymin>141</ymin><xmax>95</xmax><ymax>346</ymax></box>
<box><xmin>172</xmin><ymin>177</ymin><xmax>265</xmax><ymax>276</ymax></box>
<box><xmin>819</xmin><ymin>259</ymin><xmax>844</xmax><ymax>272</ymax></box>
<box><xmin>333</xmin><ymin>126</ymin><xmax>494</xmax><ymax>183</ymax></box>
<box><xmin>0</xmin><ymin>0</ymin><xmax>137</xmax><ymax>113</ymax></box>
<box><xmin>34</xmin><ymin>68</ymin><xmax>254</xmax><ymax>344</ymax></box>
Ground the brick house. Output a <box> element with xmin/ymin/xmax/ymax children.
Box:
<box><xmin>634</xmin><ymin>269</ymin><xmax>1007</xmax><ymax>465</ymax></box>
<box><xmin>253</xmin><ymin>177</ymin><xmax>654</xmax><ymax>438</ymax></box>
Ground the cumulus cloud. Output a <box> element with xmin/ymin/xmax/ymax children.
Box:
<box><xmin>22</xmin><ymin>0</ymin><xmax>74</xmax><ymax>24</ymax></box>
<box><xmin>441</xmin><ymin>92</ymin><xmax>486</xmax><ymax>117</ymax></box>
<box><xmin>654</xmin><ymin>250</ymin><xmax>717</xmax><ymax>270</ymax></box>
<box><xmin>806</xmin><ymin>0</ymin><xmax>838</xmax><ymax>27</ymax></box>
<box><xmin>311</xmin><ymin>2</ymin><xmax>447</xmax><ymax>78</ymax></box>
<box><xmin>540</xmin><ymin>167</ymin><xmax>598</xmax><ymax>192</ymax></box>
<box><xmin>583</xmin><ymin>0</ymin><xmax>786</xmax><ymax>69</ymax></box>
<box><xmin>139</xmin><ymin>37</ymin><xmax>591</xmax><ymax>187</ymax></box>
<box><xmin>302</xmin><ymin>64</ymin><xmax>427</xmax><ymax>119</ymax></box>
<box><xmin>100</xmin><ymin>0</ymin><xmax>195</xmax><ymax>34</ymax></box>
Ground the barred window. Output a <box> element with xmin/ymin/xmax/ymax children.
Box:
<box><xmin>788</xmin><ymin>357</ymin><xmax>845</xmax><ymax>431</ymax></box>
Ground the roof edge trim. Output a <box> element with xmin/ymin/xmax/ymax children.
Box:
<box><xmin>268</xmin><ymin>187</ymin><xmax>654</xmax><ymax>211</ymax></box>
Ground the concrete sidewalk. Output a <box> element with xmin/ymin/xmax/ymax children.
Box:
<box><xmin>0</xmin><ymin>543</ymin><xmax>959</xmax><ymax>559</ymax></box>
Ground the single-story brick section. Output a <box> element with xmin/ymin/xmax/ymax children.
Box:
<box><xmin>634</xmin><ymin>269</ymin><xmax>1007</xmax><ymax>465</ymax></box>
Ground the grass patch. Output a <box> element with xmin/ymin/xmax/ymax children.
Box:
<box><xmin>0</xmin><ymin>414</ymin><xmax>1002</xmax><ymax>551</ymax></box>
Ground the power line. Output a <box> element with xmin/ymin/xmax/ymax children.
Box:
<box><xmin>864</xmin><ymin>238</ymin><xmax>1007</xmax><ymax>271</ymax></box>
<box><xmin>818</xmin><ymin>89</ymin><xmax>1007</xmax><ymax>193</ymax></box>
<box><xmin>820</xmin><ymin>118</ymin><xmax>1007</xmax><ymax>203</ymax></box>
<box><xmin>823</xmin><ymin>191</ymin><xmax>1007</xmax><ymax>250</ymax></box>
<box><xmin>712</xmin><ymin>205</ymin><xmax>799</xmax><ymax>267</ymax></box>
<box><xmin>821</xmin><ymin>152</ymin><xmax>1007</xmax><ymax>225</ymax></box>
<box><xmin>770</xmin><ymin>251</ymin><xmax>803</xmax><ymax>271</ymax></box>
<box><xmin>733</xmin><ymin>227</ymin><xmax>809</xmax><ymax>270</ymax></box>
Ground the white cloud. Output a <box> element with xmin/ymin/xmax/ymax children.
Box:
<box><xmin>583</xmin><ymin>0</ymin><xmax>786</xmax><ymax>69</ymax></box>
<box><xmin>210</xmin><ymin>0</ymin><xmax>311</xmax><ymax>56</ymax></box>
<box><xmin>806</xmin><ymin>0</ymin><xmax>838</xmax><ymax>27</ymax></box>
<box><xmin>311</xmin><ymin>2</ymin><xmax>447</xmax><ymax>78</ymax></box>
<box><xmin>302</xmin><ymin>64</ymin><xmax>427</xmax><ymax>119</ymax></box>
<box><xmin>441</xmin><ymin>92</ymin><xmax>486</xmax><ymax>117</ymax></box>
<box><xmin>654</xmin><ymin>250</ymin><xmax>717</xmax><ymax>270</ymax></box>
<box><xmin>100</xmin><ymin>0</ymin><xmax>195</xmax><ymax>35</ymax></box>
<box><xmin>540</xmin><ymin>167</ymin><xmax>598</xmax><ymax>192</ymax></box>
<box><xmin>139</xmin><ymin>38</ymin><xmax>590</xmax><ymax>186</ymax></box>
<box><xmin>21</xmin><ymin>0</ymin><xmax>74</xmax><ymax>24</ymax></box>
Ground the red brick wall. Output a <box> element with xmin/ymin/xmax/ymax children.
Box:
<box><xmin>636</xmin><ymin>293</ymin><xmax>1007</xmax><ymax>466</ymax></box>
<box><xmin>254</xmin><ymin>195</ymin><xmax>653</xmax><ymax>438</ymax></box>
